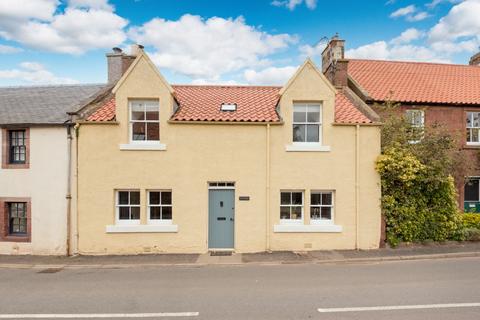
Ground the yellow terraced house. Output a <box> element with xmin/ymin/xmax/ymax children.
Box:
<box><xmin>70</xmin><ymin>43</ymin><xmax>382</xmax><ymax>254</ymax></box>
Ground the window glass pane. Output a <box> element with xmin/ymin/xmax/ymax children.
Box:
<box><xmin>465</xmin><ymin>179</ymin><xmax>480</xmax><ymax>201</ymax></box>
<box><xmin>311</xmin><ymin>193</ymin><xmax>321</xmax><ymax>205</ymax></box>
<box><xmin>467</xmin><ymin>129</ymin><xmax>471</xmax><ymax>142</ymax></box>
<box><xmin>130</xmin><ymin>192</ymin><xmax>140</xmax><ymax>205</ymax></box>
<box><xmin>130</xmin><ymin>207</ymin><xmax>140</xmax><ymax>220</ymax></box>
<box><xmin>118</xmin><ymin>192</ymin><xmax>129</xmax><ymax>205</ymax></box>
<box><xmin>321</xmin><ymin>193</ymin><xmax>332</xmax><ymax>205</ymax></box>
<box><xmin>292</xmin><ymin>192</ymin><xmax>302</xmax><ymax>205</ymax></box>
<box><xmin>162</xmin><ymin>207</ymin><xmax>172</xmax><ymax>220</ymax></box>
<box><xmin>145</xmin><ymin>103</ymin><xmax>159</xmax><ymax>120</ymax></box>
<box><xmin>310</xmin><ymin>207</ymin><xmax>320</xmax><ymax>219</ymax></box>
<box><xmin>280</xmin><ymin>207</ymin><xmax>290</xmax><ymax>219</ymax></box>
<box><xmin>473</xmin><ymin>113</ymin><xmax>480</xmax><ymax>128</ymax></box>
<box><xmin>161</xmin><ymin>192</ymin><xmax>172</xmax><ymax>205</ymax></box>
<box><xmin>473</xmin><ymin>128</ymin><xmax>479</xmax><ymax>143</ymax></box>
<box><xmin>132</xmin><ymin>122</ymin><xmax>146</xmax><ymax>141</ymax></box>
<box><xmin>467</xmin><ymin>113</ymin><xmax>472</xmax><ymax>128</ymax></box>
<box><xmin>320</xmin><ymin>207</ymin><xmax>332</xmax><ymax>220</ymax></box>
<box><xmin>131</xmin><ymin>111</ymin><xmax>145</xmax><ymax>121</ymax></box>
<box><xmin>293</xmin><ymin>124</ymin><xmax>305</xmax><ymax>142</ymax></box>
<box><xmin>291</xmin><ymin>206</ymin><xmax>302</xmax><ymax>219</ymax></box>
<box><xmin>149</xmin><ymin>192</ymin><xmax>160</xmax><ymax>205</ymax></box>
<box><xmin>307</xmin><ymin>105</ymin><xmax>320</xmax><ymax>122</ymax></box>
<box><xmin>119</xmin><ymin>207</ymin><xmax>130</xmax><ymax>219</ymax></box>
<box><xmin>146</xmin><ymin>123</ymin><xmax>159</xmax><ymax>141</ymax></box>
<box><xmin>150</xmin><ymin>207</ymin><xmax>161</xmax><ymax>219</ymax></box>
<box><xmin>280</xmin><ymin>192</ymin><xmax>291</xmax><ymax>205</ymax></box>
<box><xmin>306</xmin><ymin>124</ymin><xmax>319</xmax><ymax>142</ymax></box>
<box><xmin>293</xmin><ymin>111</ymin><xmax>306</xmax><ymax>122</ymax></box>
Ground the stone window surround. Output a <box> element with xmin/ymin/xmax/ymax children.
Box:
<box><xmin>1</xmin><ymin>127</ymin><xmax>30</xmax><ymax>169</ymax></box>
<box><xmin>0</xmin><ymin>197</ymin><xmax>32</xmax><ymax>242</ymax></box>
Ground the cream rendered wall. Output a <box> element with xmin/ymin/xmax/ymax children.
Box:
<box><xmin>76</xmin><ymin>54</ymin><xmax>381</xmax><ymax>254</ymax></box>
<box><xmin>0</xmin><ymin>126</ymin><xmax>68</xmax><ymax>255</ymax></box>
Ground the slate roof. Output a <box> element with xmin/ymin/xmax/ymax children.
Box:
<box><xmin>87</xmin><ymin>85</ymin><xmax>374</xmax><ymax>124</ymax></box>
<box><xmin>348</xmin><ymin>59</ymin><xmax>480</xmax><ymax>105</ymax></box>
<box><xmin>0</xmin><ymin>84</ymin><xmax>106</xmax><ymax>125</ymax></box>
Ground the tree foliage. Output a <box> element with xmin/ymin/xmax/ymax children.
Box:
<box><xmin>376</xmin><ymin>101</ymin><xmax>464</xmax><ymax>246</ymax></box>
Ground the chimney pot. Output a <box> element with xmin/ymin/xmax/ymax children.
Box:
<box><xmin>469</xmin><ymin>52</ymin><xmax>480</xmax><ymax>66</ymax></box>
<box><xmin>112</xmin><ymin>47</ymin><xmax>122</xmax><ymax>54</ymax></box>
<box><xmin>130</xmin><ymin>44</ymin><xmax>144</xmax><ymax>56</ymax></box>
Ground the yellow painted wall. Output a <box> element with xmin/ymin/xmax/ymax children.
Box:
<box><xmin>76</xmin><ymin>54</ymin><xmax>381</xmax><ymax>254</ymax></box>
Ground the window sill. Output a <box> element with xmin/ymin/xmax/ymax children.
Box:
<box><xmin>119</xmin><ymin>143</ymin><xmax>167</xmax><ymax>151</ymax></box>
<box><xmin>464</xmin><ymin>143</ymin><xmax>480</xmax><ymax>149</ymax></box>
<box><xmin>273</xmin><ymin>224</ymin><xmax>342</xmax><ymax>233</ymax></box>
<box><xmin>106</xmin><ymin>224</ymin><xmax>178</xmax><ymax>233</ymax></box>
<box><xmin>285</xmin><ymin>143</ymin><xmax>331</xmax><ymax>152</ymax></box>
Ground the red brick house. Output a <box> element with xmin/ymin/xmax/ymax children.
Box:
<box><xmin>322</xmin><ymin>36</ymin><xmax>480</xmax><ymax>212</ymax></box>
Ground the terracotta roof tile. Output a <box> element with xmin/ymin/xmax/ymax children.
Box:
<box><xmin>86</xmin><ymin>85</ymin><xmax>372</xmax><ymax>124</ymax></box>
<box><xmin>87</xmin><ymin>97</ymin><xmax>115</xmax><ymax>121</ymax></box>
<box><xmin>348</xmin><ymin>59</ymin><xmax>480</xmax><ymax>105</ymax></box>
<box><xmin>171</xmin><ymin>85</ymin><xmax>281</xmax><ymax>122</ymax></box>
<box><xmin>335</xmin><ymin>91</ymin><xmax>372</xmax><ymax>124</ymax></box>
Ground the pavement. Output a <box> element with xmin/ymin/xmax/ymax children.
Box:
<box><xmin>0</xmin><ymin>256</ymin><xmax>479</xmax><ymax>319</ymax></box>
<box><xmin>0</xmin><ymin>241</ymin><xmax>479</xmax><ymax>269</ymax></box>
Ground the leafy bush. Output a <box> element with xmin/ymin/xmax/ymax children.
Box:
<box><xmin>462</xmin><ymin>213</ymin><xmax>480</xmax><ymax>229</ymax></box>
<box><xmin>376</xmin><ymin>102</ymin><xmax>465</xmax><ymax>246</ymax></box>
<box><xmin>463</xmin><ymin>228</ymin><xmax>480</xmax><ymax>241</ymax></box>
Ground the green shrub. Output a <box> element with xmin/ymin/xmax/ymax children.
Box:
<box><xmin>463</xmin><ymin>228</ymin><xmax>480</xmax><ymax>241</ymax></box>
<box><xmin>462</xmin><ymin>213</ymin><xmax>480</xmax><ymax>229</ymax></box>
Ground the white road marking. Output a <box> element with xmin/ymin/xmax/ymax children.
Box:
<box><xmin>0</xmin><ymin>312</ymin><xmax>199</xmax><ymax>319</ymax></box>
<box><xmin>318</xmin><ymin>302</ymin><xmax>480</xmax><ymax>313</ymax></box>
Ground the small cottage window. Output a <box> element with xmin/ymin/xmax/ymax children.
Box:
<box><xmin>221</xmin><ymin>103</ymin><xmax>237</xmax><ymax>111</ymax></box>
<box><xmin>116</xmin><ymin>190</ymin><xmax>140</xmax><ymax>224</ymax></box>
<box><xmin>148</xmin><ymin>191</ymin><xmax>172</xmax><ymax>223</ymax></box>
<box><xmin>8</xmin><ymin>130</ymin><xmax>27</xmax><ymax>164</ymax></box>
<box><xmin>310</xmin><ymin>191</ymin><xmax>334</xmax><ymax>223</ymax></box>
<box><xmin>405</xmin><ymin>110</ymin><xmax>424</xmax><ymax>143</ymax></box>
<box><xmin>466</xmin><ymin>112</ymin><xmax>480</xmax><ymax>145</ymax></box>
<box><xmin>130</xmin><ymin>100</ymin><xmax>159</xmax><ymax>142</ymax></box>
<box><xmin>293</xmin><ymin>104</ymin><xmax>321</xmax><ymax>143</ymax></box>
<box><xmin>8</xmin><ymin>202</ymin><xmax>28</xmax><ymax>235</ymax></box>
<box><xmin>280</xmin><ymin>191</ymin><xmax>303</xmax><ymax>223</ymax></box>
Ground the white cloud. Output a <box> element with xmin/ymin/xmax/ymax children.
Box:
<box><xmin>0</xmin><ymin>61</ymin><xmax>78</xmax><ymax>84</ymax></box>
<box><xmin>390</xmin><ymin>5</ymin><xmax>417</xmax><ymax>17</ymax></box>
<box><xmin>129</xmin><ymin>14</ymin><xmax>296</xmax><ymax>80</ymax></box>
<box><xmin>426</xmin><ymin>0</ymin><xmax>462</xmax><ymax>9</ymax></box>
<box><xmin>271</xmin><ymin>0</ymin><xmax>317</xmax><ymax>10</ymax></box>
<box><xmin>0</xmin><ymin>44</ymin><xmax>23</xmax><ymax>54</ymax></box>
<box><xmin>244</xmin><ymin>66</ymin><xmax>297</xmax><ymax>85</ymax></box>
<box><xmin>0</xmin><ymin>0</ymin><xmax>127</xmax><ymax>54</ymax></box>
<box><xmin>299</xmin><ymin>41</ymin><xmax>327</xmax><ymax>58</ymax></box>
<box><xmin>391</xmin><ymin>28</ymin><xmax>424</xmax><ymax>44</ymax></box>
<box><xmin>407</xmin><ymin>11</ymin><xmax>430</xmax><ymax>21</ymax></box>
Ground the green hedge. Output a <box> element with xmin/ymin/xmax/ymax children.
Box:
<box><xmin>462</xmin><ymin>213</ymin><xmax>480</xmax><ymax>229</ymax></box>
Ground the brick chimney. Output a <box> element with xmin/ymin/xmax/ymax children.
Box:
<box><xmin>469</xmin><ymin>52</ymin><xmax>480</xmax><ymax>66</ymax></box>
<box><xmin>106</xmin><ymin>47</ymin><xmax>137</xmax><ymax>83</ymax></box>
<box><xmin>321</xmin><ymin>34</ymin><xmax>349</xmax><ymax>87</ymax></box>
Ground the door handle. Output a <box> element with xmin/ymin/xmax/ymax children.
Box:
<box><xmin>230</xmin><ymin>218</ymin><xmax>234</xmax><ymax>221</ymax></box>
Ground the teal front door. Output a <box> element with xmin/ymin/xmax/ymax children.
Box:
<box><xmin>208</xmin><ymin>189</ymin><xmax>235</xmax><ymax>249</ymax></box>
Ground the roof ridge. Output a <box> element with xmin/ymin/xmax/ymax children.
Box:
<box><xmin>172</xmin><ymin>84</ymin><xmax>283</xmax><ymax>88</ymax></box>
<box><xmin>348</xmin><ymin>58</ymin><xmax>477</xmax><ymax>68</ymax></box>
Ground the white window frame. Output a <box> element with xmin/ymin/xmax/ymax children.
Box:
<box><xmin>129</xmin><ymin>99</ymin><xmax>160</xmax><ymax>144</ymax></box>
<box><xmin>147</xmin><ymin>190</ymin><xmax>173</xmax><ymax>225</ymax></box>
<box><xmin>466</xmin><ymin>112</ymin><xmax>480</xmax><ymax>146</ymax></box>
<box><xmin>115</xmin><ymin>190</ymin><xmax>141</xmax><ymax>226</ymax></box>
<box><xmin>310</xmin><ymin>191</ymin><xmax>334</xmax><ymax>225</ymax></box>
<box><xmin>406</xmin><ymin>109</ymin><xmax>424</xmax><ymax>143</ymax></box>
<box><xmin>280</xmin><ymin>191</ymin><xmax>304</xmax><ymax>225</ymax></box>
<box><xmin>292</xmin><ymin>103</ymin><xmax>322</xmax><ymax>145</ymax></box>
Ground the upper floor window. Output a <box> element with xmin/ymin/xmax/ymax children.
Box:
<box><xmin>405</xmin><ymin>110</ymin><xmax>424</xmax><ymax>143</ymax></box>
<box><xmin>8</xmin><ymin>130</ymin><xmax>27</xmax><ymax>164</ymax></box>
<box><xmin>466</xmin><ymin>112</ymin><xmax>480</xmax><ymax>145</ymax></box>
<box><xmin>130</xmin><ymin>100</ymin><xmax>159</xmax><ymax>142</ymax></box>
<box><xmin>293</xmin><ymin>104</ymin><xmax>321</xmax><ymax>143</ymax></box>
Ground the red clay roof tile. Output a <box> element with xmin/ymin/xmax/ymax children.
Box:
<box><xmin>86</xmin><ymin>85</ymin><xmax>372</xmax><ymax>124</ymax></box>
<box><xmin>348</xmin><ymin>59</ymin><xmax>480</xmax><ymax>105</ymax></box>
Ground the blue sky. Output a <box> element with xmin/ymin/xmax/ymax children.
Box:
<box><xmin>0</xmin><ymin>0</ymin><xmax>478</xmax><ymax>86</ymax></box>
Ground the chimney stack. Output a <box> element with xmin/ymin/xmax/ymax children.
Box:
<box><xmin>321</xmin><ymin>34</ymin><xmax>349</xmax><ymax>87</ymax></box>
<box><xmin>469</xmin><ymin>52</ymin><xmax>480</xmax><ymax>66</ymax></box>
<box><xmin>106</xmin><ymin>45</ymin><xmax>139</xmax><ymax>83</ymax></box>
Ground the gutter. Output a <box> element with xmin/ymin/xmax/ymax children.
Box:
<box><xmin>266</xmin><ymin>124</ymin><xmax>271</xmax><ymax>252</ymax></box>
<box><xmin>66</xmin><ymin>122</ymin><xmax>73</xmax><ymax>256</ymax></box>
<box><xmin>355</xmin><ymin>124</ymin><xmax>360</xmax><ymax>249</ymax></box>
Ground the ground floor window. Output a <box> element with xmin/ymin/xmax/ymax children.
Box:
<box><xmin>310</xmin><ymin>191</ymin><xmax>334</xmax><ymax>223</ymax></box>
<box><xmin>465</xmin><ymin>177</ymin><xmax>480</xmax><ymax>213</ymax></box>
<box><xmin>148</xmin><ymin>191</ymin><xmax>172</xmax><ymax>222</ymax></box>
<box><xmin>8</xmin><ymin>202</ymin><xmax>27</xmax><ymax>235</ymax></box>
<box><xmin>0</xmin><ymin>198</ymin><xmax>31</xmax><ymax>242</ymax></box>
<box><xmin>116</xmin><ymin>190</ymin><xmax>140</xmax><ymax>224</ymax></box>
<box><xmin>280</xmin><ymin>191</ymin><xmax>303</xmax><ymax>223</ymax></box>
